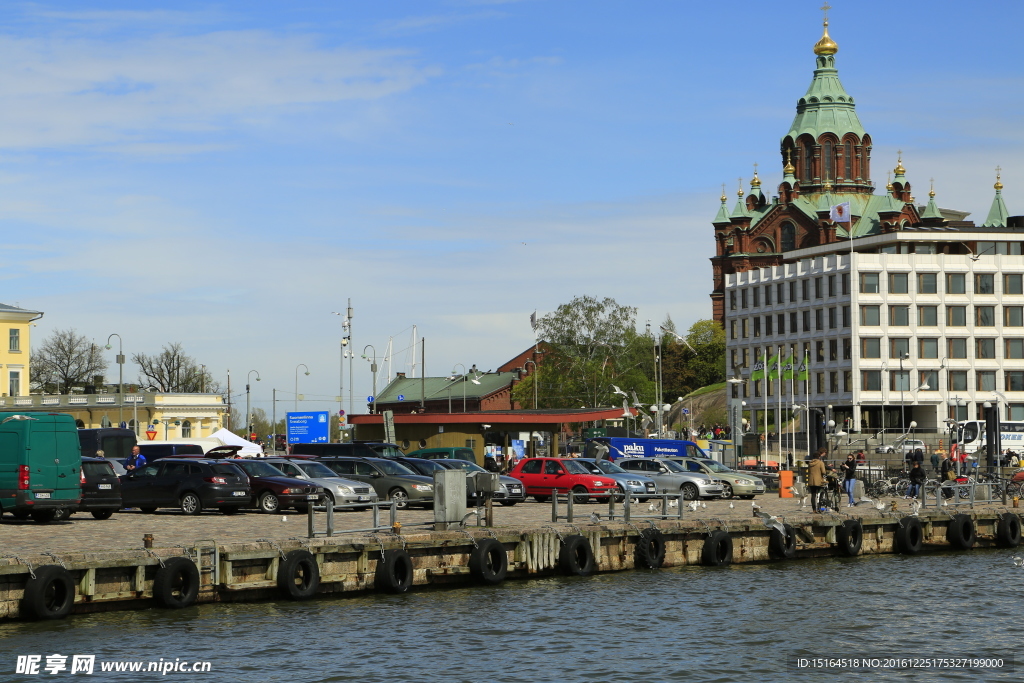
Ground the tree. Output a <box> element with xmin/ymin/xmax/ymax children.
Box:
<box><xmin>30</xmin><ymin>328</ymin><xmax>108</xmax><ymax>393</ymax></box>
<box><xmin>512</xmin><ymin>296</ymin><xmax>656</xmax><ymax>409</ymax></box>
<box><xmin>133</xmin><ymin>343</ymin><xmax>219</xmax><ymax>393</ymax></box>
<box><xmin>662</xmin><ymin>318</ymin><xmax>727</xmax><ymax>396</ymax></box>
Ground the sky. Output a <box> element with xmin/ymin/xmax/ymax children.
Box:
<box><xmin>3</xmin><ymin>0</ymin><xmax>1023</xmax><ymax>421</ymax></box>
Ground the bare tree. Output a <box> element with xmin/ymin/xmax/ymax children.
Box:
<box><xmin>30</xmin><ymin>328</ymin><xmax>108</xmax><ymax>393</ymax></box>
<box><xmin>132</xmin><ymin>342</ymin><xmax>219</xmax><ymax>393</ymax></box>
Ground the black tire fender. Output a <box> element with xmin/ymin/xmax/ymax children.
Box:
<box><xmin>769</xmin><ymin>523</ymin><xmax>797</xmax><ymax>560</ymax></box>
<box><xmin>946</xmin><ymin>513</ymin><xmax>976</xmax><ymax>550</ymax></box>
<box><xmin>636</xmin><ymin>528</ymin><xmax>667</xmax><ymax>569</ymax></box>
<box><xmin>375</xmin><ymin>549</ymin><xmax>413</xmax><ymax>593</ymax></box>
<box><xmin>153</xmin><ymin>557</ymin><xmax>200</xmax><ymax>609</ymax></box>
<box><xmin>836</xmin><ymin>519</ymin><xmax>864</xmax><ymax>557</ymax></box>
<box><xmin>468</xmin><ymin>538</ymin><xmax>508</xmax><ymax>585</ymax></box>
<box><xmin>558</xmin><ymin>535</ymin><xmax>595</xmax><ymax>576</ymax></box>
<box><xmin>701</xmin><ymin>530</ymin><xmax>733</xmax><ymax>566</ymax></box>
<box><xmin>276</xmin><ymin>550</ymin><xmax>320</xmax><ymax>600</ymax></box>
<box><xmin>895</xmin><ymin>517</ymin><xmax>924</xmax><ymax>554</ymax></box>
<box><xmin>997</xmin><ymin>513</ymin><xmax>1022</xmax><ymax>548</ymax></box>
<box><xmin>22</xmin><ymin>565</ymin><xmax>74</xmax><ymax>620</ymax></box>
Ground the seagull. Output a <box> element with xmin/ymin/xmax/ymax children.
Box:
<box><xmin>909</xmin><ymin>500</ymin><xmax>921</xmax><ymax>516</ymax></box>
<box><xmin>648</xmin><ymin>502</ymin><xmax>657</xmax><ymax>512</ymax></box>
<box><xmin>874</xmin><ymin>500</ymin><xmax>886</xmax><ymax>511</ymax></box>
<box><xmin>800</xmin><ymin>495</ymin><xmax>810</xmax><ymax>508</ymax></box>
<box><xmin>281</xmin><ymin>515</ymin><xmax>288</xmax><ymax>522</ymax></box>
<box><xmin>461</xmin><ymin>510</ymin><xmax>479</xmax><ymax>525</ymax></box>
<box><xmin>611</xmin><ymin>384</ymin><xmax>628</xmax><ymax>398</ymax></box>
<box><xmin>701</xmin><ymin>502</ymin><xmax>707</xmax><ymax>509</ymax></box>
<box><xmin>729</xmin><ymin>502</ymin><xmax>734</xmax><ymax>509</ymax></box>
<box><xmin>1012</xmin><ymin>556</ymin><xmax>1024</xmax><ymax>568</ymax></box>
<box><xmin>752</xmin><ymin>502</ymin><xmax>762</xmax><ymax>515</ymax></box>
<box><xmin>630</xmin><ymin>390</ymin><xmax>644</xmax><ymax>408</ymax></box>
<box><xmin>761</xmin><ymin>515</ymin><xmax>786</xmax><ymax>535</ymax></box>
<box><xmin>668</xmin><ymin>499</ymin><xmax>678</xmax><ymax>509</ymax></box>
<box><xmin>1</xmin><ymin>415</ymin><xmax>37</xmax><ymax>424</ymax></box>
<box><xmin>589</xmin><ymin>512</ymin><xmax>602</xmax><ymax>523</ymax></box>
<box><xmin>688</xmin><ymin>500</ymin><xmax>699</xmax><ymax>512</ymax></box>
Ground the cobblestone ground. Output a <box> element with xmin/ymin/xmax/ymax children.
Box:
<box><xmin>1</xmin><ymin>492</ymin><xmax>1015</xmax><ymax>558</ymax></box>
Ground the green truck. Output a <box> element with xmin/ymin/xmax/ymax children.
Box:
<box><xmin>0</xmin><ymin>413</ymin><xmax>82</xmax><ymax>522</ymax></box>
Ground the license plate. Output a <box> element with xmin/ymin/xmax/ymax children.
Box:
<box><xmin>306</xmin><ymin>494</ymin><xmax>318</xmax><ymax>500</ymax></box>
<box><xmin>357</xmin><ymin>496</ymin><xmax>369</xmax><ymax>502</ymax></box>
<box><xmin>34</xmin><ymin>492</ymin><xmax>51</xmax><ymax>499</ymax></box>
<box><xmin>232</xmin><ymin>491</ymin><xmax>246</xmax><ymax>496</ymax></box>
<box><xmin>98</xmin><ymin>484</ymin><xmax>112</xmax><ymax>490</ymax></box>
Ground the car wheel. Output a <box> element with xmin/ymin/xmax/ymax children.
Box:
<box><xmin>91</xmin><ymin>509</ymin><xmax>115</xmax><ymax>520</ymax></box>
<box><xmin>322</xmin><ymin>492</ymin><xmax>335</xmax><ymax>509</ymax></box>
<box><xmin>499</xmin><ymin>500</ymin><xmax>518</xmax><ymax>507</ymax></box>
<box><xmin>533</xmin><ymin>495</ymin><xmax>549</xmax><ymax>503</ymax></box>
<box><xmin>720</xmin><ymin>483</ymin><xmax>734</xmax><ymax>499</ymax></box>
<box><xmin>681</xmin><ymin>483</ymin><xmax>698</xmax><ymax>501</ymax></box>
<box><xmin>258</xmin><ymin>492</ymin><xmax>281</xmax><ymax>513</ymax></box>
<box><xmin>388</xmin><ymin>488</ymin><xmax>409</xmax><ymax>509</ymax></box>
<box><xmin>180</xmin><ymin>493</ymin><xmax>202</xmax><ymax>516</ymax></box>
<box><xmin>31</xmin><ymin>509</ymin><xmax>57</xmax><ymax>523</ymax></box>
<box><xmin>140</xmin><ymin>507</ymin><xmax>157</xmax><ymax>514</ymax></box>
<box><xmin>54</xmin><ymin>508</ymin><xmax>74</xmax><ymax>521</ymax></box>
<box><xmin>571</xmin><ymin>486</ymin><xmax>590</xmax><ymax>505</ymax></box>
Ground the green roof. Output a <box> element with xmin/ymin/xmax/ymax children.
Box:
<box><xmin>982</xmin><ymin>188</ymin><xmax>1009</xmax><ymax>228</ymax></box>
<box><xmin>784</xmin><ymin>53</ymin><xmax>866</xmax><ymax>143</ymax></box>
<box><xmin>742</xmin><ymin>191</ymin><xmax>909</xmax><ymax>239</ymax></box>
<box><xmin>374</xmin><ymin>373</ymin><xmax>514</xmax><ymax>403</ymax></box>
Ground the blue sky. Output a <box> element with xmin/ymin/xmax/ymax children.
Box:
<box><xmin>4</xmin><ymin>0</ymin><xmax>1023</xmax><ymax>419</ymax></box>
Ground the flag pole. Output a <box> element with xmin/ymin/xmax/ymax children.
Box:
<box><xmin>777</xmin><ymin>346</ymin><xmax>783</xmax><ymax>464</ymax></box>
<box><xmin>762</xmin><ymin>345</ymin><xmax>768</xmax><ymax>463</ymax></box>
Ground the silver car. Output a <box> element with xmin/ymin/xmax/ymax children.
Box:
<box><xmin>431</xmin><ymin>459</ymin><xmax>527</xmax><ymax>506</ymax></box>
<box><xmin>575</xmin><ymin>458</ymin><xmax>657</xmax><ymax>499</ymax></box>
<box><xmin>616</xmin><ymin>457</ymin><xmax>724</xmax><ymax>500</ymax></box>
<box><xmin>263</xmin><ymin>457</ymin><xmax>379</xmax><ymax>508</ymax></box>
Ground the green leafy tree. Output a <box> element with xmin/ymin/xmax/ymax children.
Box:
<box><xmin>513</xmin><ymin>296</ymin><xmax>656</xmax><ymax>409</ymax></box>
<box><xmin>662</xmin><ymin>318</ymin><xmax>726</xmax><ymax>396</ymax></box>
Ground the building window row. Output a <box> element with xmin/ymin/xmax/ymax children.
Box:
<box><xmin>860</xmin><ymin>336</ymin><xmax>1021</xmax><ymax>360</ymax></box>
<box><xmin>729</xmin><ymin>307</ymin><xmax>851</xmax><ymax>339</ymax></box>
<box><xmin>859</xmin><ymin>304</ymin><xmax>1023</xmax><ymax>327</ymax></box>
<box><xmin>728</xmin><ymin>274</ymin><xmax>851</xmax><ymax>311</ymax></box>
<box><xmin>859</xmin><ymin>272</ymin><xmax>1022</xmax><ymax>296</ymax></box>
<box><xmin>859</xmin><ymin>369</ymin><xmax>1024</xmax><ymax>393</ymax></box>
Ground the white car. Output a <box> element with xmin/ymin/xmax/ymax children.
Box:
<box><xmin>874</xmin><ymin>439</ymin><xmax>926</xmax><ymax>455</ymax></box>
<box><xmin>263</xmin><ymin>457</ymin><xmax>379</xmax><ymax>508</ymax></box>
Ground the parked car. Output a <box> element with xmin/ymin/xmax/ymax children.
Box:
<box><xmin>77</xmin><ymin>427</ymin><xmax>135</xmax><ymax>461</ymax></box>
<box><xmin>1</xmin><ymin>413</ymin><xmax>82</xmax><ymax>523</ymax></box>
<box><xmin>261</xmin><ymin>457</ymin><xmax>378</xmax><ymax>508</ymax></box>
<box><xmin>875</xmin><ymin>439</ymin><xmax>927</xmax><ymax>455</ymax></box>
<box><xmin>662</xmin><ymin>457</ymin><xmax>767</xmax><ymax>499</ymax></box>
<box><xmin>290</xmin><ymin>442</ymin><xmax>404</xmax><ymax>458</ymax></box>
<box><xmin>574</xmin><ymin>458</ymin><xmax>657</xmax><ymax>500</ymax></box>
<box><xmin>54</xmin><ymin>457</ymin><xmax>122</xmax><ymax>520</ymax></box>
<box><xmin>318</xmin><ymin>457</ymin><xmax>434</xmax><ymax>509</ymax></box>
<box><xmin>227</xmin><ymin>459</ymin><xmax>324</xmax><ymax>513</ymax></box>
<box><xmin>137</xmin><ymin>443</ymin><xmax>205</xmax><ymax>461</ymax></box>
<box><xmin>431</xmin><ymin>458</ymin><xmax>527</xmax><ymax>506</ymax></box>
<box><xmin>616</xmin><ymin>458</ymin><xmax>724</xmax><ymax>500</ymax></box>
<box><xmin>405</xmin><ymin>447</ymin><xmax>480</xmax><ymax>467</ymax></box>
<box><xmin>119</xmin><ymin>459</ymin><xmax>252</xmax><ymax>515</ymax></box>
<box><xmin>507</xmin><ymin>457</ymin><xmax>618</xmax><ymax>504</ymax></box>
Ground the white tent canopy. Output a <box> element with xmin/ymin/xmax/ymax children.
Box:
<box><xmin>208</xmin><ymin>428</ymin><xmax>263</xmax><ymax>457</ymax></box>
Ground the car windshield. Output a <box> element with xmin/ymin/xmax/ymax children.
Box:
<box><xmin>696</xmin><ymin>460</ymin><xmax>733</xmax><ymax>473</ymax></box>
<box><xmin>376</xmin><ymin>460</ymin><xmax>416</xmax><ymax>476</ymax></box>
<box><xmin>660</xmin><ymin>460</ymin><xmax>687</xmax><ymax>473</ymax></box>
<box><xmin>592</xmin><ymin>460</ymin><xmax>626</xmax><ymax>474</ymax></box>
<box><xmin>409</xmin><ymin>460</ymin><xmax>445</xmax><ymax>471</ymax></box>
<box><xmin>235</xmin><ymin>461</ymin><xmax>287</xmax><ymax>478</ymax></box>
<box><xmin>442</xmin><ymin>460</ymin><xmax>485</xmax><ymax>473</ymax></box>
<box><xmin>371</xmin><ymin>445</ymin><xmax>405</xmax><ymax>459</ymax></box>
<box><xmin>293</xmin><ymin>462</ymin><xmax>338</xmax><ymax>478</ymax></box>
<box><xmin>563</xmin><ymin>461</ymin><xmax>593</xmax><ymax>475</ymax></box>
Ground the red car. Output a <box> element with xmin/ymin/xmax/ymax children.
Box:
<box><xmin>508</xmin><ymin>457</ymin><xmax>618</xmax><ymax>504</ymax></box>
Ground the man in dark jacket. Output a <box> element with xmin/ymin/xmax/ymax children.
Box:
<box><xmin>907</xmin><ymin>461</ymin><xmax>926</xmax><ymax>499</ymax></box>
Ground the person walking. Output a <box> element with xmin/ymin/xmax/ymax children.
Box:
<box><xmin>930</xmin><ymin>450</ymin><xmax>940</xmax><ymax>475</ymax></box>
<box><xmin>907</xmin><ymin>461</ymin><xmax>926</xmax><ymax>499</ymax></box>
<box><xmin>807</xmin><ymin>448</ymin><xmax>827</xmax><ymax>513</ymax></box>
<box><xmin>839</xmin><ymin>453</ymin><xmax>857</xmax><ymax>507</ymax></box>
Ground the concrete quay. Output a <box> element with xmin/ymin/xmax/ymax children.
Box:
<box><xmin>1</xmin><ymin>496</ymin><xmax>1020</xmax><ymax>622</ymax></box>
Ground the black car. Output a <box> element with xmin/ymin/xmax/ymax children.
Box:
<box><xmin>53</xmin><ymin>457</ymin><xmax>123</xmax><ymax>521</ymax></box>
<box><xmin>119</xmin><ymin>459</ymin><xmax>252</xmax><ymax>515</ymax></box>
<box><xmin>227</xmin><ymin>459</ymin><xmax>323</xmax><ymax>513</ymax></box>
<box><xmin>136</xmin><ymin>443</ymin><xmax>205</xmax><ymax>461</ymax></box>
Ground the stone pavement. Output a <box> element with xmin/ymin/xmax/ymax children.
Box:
<box><xmin>1</xmin><ymin>494</ymin><xmax>1013</xmax><ymax>558</ymax></box>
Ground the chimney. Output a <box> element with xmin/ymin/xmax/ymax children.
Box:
<box><xmin>396</xmin><ymin>372</ymin><xmax>406</xmax><ymax>379</ymax></box>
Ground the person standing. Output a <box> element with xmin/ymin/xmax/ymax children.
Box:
<box><xmin>807</xmin><ymin>448</ymin><xmax>827</xmax><ymax>513</ymax></box>
<box><xmin>125</xmin><ymin>445</ymin><xmax>147</xmax><ymax>472</ymax></box>
<box><xmin>839</xmin><ymin>453</ymin><xmax>857</xmax><ymax>507</ymax></box>
<box><xmin>940</xmin><ymin>452</ymin><xmax>956</xmax><ymax>499</ymax></box>
<box><xmin>907</xmin><ymin>461</ymin><xmax>925</xmax><ymax>499</ymax></box>
<box><xmin>930</xmin><ymin>450</ymin><xmax>940</xmax><ymax>475</ymax></box>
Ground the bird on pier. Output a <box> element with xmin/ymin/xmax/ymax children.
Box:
<box><xmin>800</xmin><ymin>495</ymin><xmax>810</xmax><ymax>508</ymax></box>
<box><xmin>648</xmin><ymin>501</ymin><xmax>657</xmax><ymax>512</ymax></box>
<box><xmin>281</xmin><ymin>516</ymin><xmax>288</xmax><ymax>522</ymax></box>
<box><xmin>729</xmin><ymin>502</ymin><xmax>734</xmax><ymax>509</ymax></box>
<box><xmin>874</xmin><ymin>500</ymin><xmax>886</xmax><ymax>512</ymax></box>
<box><xmin>589</xmin><ymin>512</ymin><xmax>602</xmax><ymax>523</ymax></box>
<box><xmin>668</xmin><ymin>499</ymin><xmax>678</xmax><ymax>509</ymax></box>
<box><xmin>461</xmin><ymin>510</ymin><xmax>479</xmax><ymax>525</ymax></box>
<box><xmin>701</xmin><ymin>502</ymin><xmax>707</xmax><ymax>509</ymax></box>
<box><xmin>687</xmin><ymin>500</ymin><xmax>699</xmax><ymax>512</ymax></box>
<box><xmin>909</xmin><ymin>500</ymin><xmax>921</xmax><ymax>516</ymax></box>
<box><xmin>752</xmin><ymin>501</ymin><xmax>762</xmax><ymax>515</ymax></box>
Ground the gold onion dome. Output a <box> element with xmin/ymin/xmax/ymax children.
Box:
<box><xmin>995</xmin><ymin>169</ymin><xmax>1004</xmax><ymax>191</ymax></box>
<box><xmin>894</xmin><ymin>155</ymin><xmax>906</xmax><ymax>176</ymax></box>
<box><xmin>751</xmin><ymin>171</ymin><xmax>762</xmax><ymax>188</ymax></box>
<box><xmin>783</xmin><ymin>159</ymin><xmax>795</xmax><ymax>175</ymax></box>
<box><xmin>928</xmin><ymin>188</ymin><xmax>936</xmax><ymax>198</ymax></box>
<box><xmin>813</xmin><ymin>21</ymin><xmax>838</xmax><ymax>55</ymax></box>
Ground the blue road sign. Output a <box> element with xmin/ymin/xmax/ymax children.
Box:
<box><xmin>397</xmin><ymin>394</ymin><xmax>405</xmax><ymax>401</ymax></box>
<box><xmin>286</xmin><ymin>411</ymin><xmax>330</xmax><ymax>444</ymax></box>
<box><xmin>367</xmin><ymin>396</ymin><xmax>374</xmax><ymax>402</ymax></box>
<box><xmin>681</xmin><ymin>408</ymin><xmax>690</xmax><ymax>415</ymax></box>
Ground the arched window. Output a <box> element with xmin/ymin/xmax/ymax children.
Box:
<box><xmin>844</xmin><ymin>141</ymin><xmax>853</xmax><ymax>180</ymax></box>
<box><xmin>182</xmin><ymin>420</ymin><xmax>192</xmax><ymax>438</ymax></box>
<box><xmin>823</xmin><ymin>140</ymin><xmax>834</xmax><ymax>183</ymax></box>
<box><xmin>802</xmin><ymin>141</ymin><xmax>815</xmax><ymax>181</ymax></box>
<box><xmin>781</xmin><ymin>223</ymin><xmax>796</xmax><ymax>251</ymax></box>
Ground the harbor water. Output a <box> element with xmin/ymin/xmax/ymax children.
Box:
<box><xmin>1</xmin><ymin>550</ymin><xmax>1019</xmax><ymax>682</ymax></box>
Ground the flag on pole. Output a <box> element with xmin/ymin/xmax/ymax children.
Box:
<box><xmin>750</xmin><ymin>356</ymin><xmax>766</xmax><ymax>381</ymax></box>
<box><xmin>530</xmin><ymin>310</ymin><xmax>537</xmax><ymax>331</ymax></box>
<box><xmin>766</xmin><ymin>351</ymin><xmax>781</xmax><ymax>381</ymax></box>
<box><xmin>797</xmin><ymin>352</ymin><xmax>810</xmax><ymax>381</ymax></box>
<box><xmin>829</xmin><ymin>201</ymin><xmax>851</xmax><ymax>222</ymax></box>
<box><xmin>781</xmin><ymin>354</ymin><xmax>795</xmax><ymax>380</ymax></box>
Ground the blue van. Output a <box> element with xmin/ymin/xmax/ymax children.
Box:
<box><xmin>584</xmin><ymin>437</ymin><xmax>707</xmax><ymax>461</ymax></box>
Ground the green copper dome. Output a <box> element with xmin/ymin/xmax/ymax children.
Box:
<box><xmin>784</xmin><ymin>53</ymin><xmax>866</xmax><ymax>143</ymax></box>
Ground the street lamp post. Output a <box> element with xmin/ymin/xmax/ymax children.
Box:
<box><xmin>294</xmin><ymin>364</ymin><xmax>310</xmax><ymax>411</ymax></box>
<box><xmin>104</xmin><ymin>334</ymin><xmax>124</xmax><ymax>428</ymax></box>
<box><xmin>246</xmin><ymin>370</ymin><xmax>261</xmax><ymax>441</ymax></box>
<box><xmin>362</xmin><ymin>345</ymin><xmax>378</xmax><ymax>414</ymax></box>
<box><xmin>452</xmin><ymin>364</ymin><xmax>467</xmax><ymax>412</ymax></box>
<box><xmin>524</xmin><ymin>360</ymin><xmax>538</xmax><ymax>409</ymax></box>
<box><xmin>899</xmin><ymin>352</ymin><xmax>910</xmax><ymax>436</ymax></box>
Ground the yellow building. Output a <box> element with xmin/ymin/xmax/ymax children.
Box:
<box><xmin>0</xmin><ymin>303</ymin><xmax>43</xmax><ymax>398</ymax></box>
